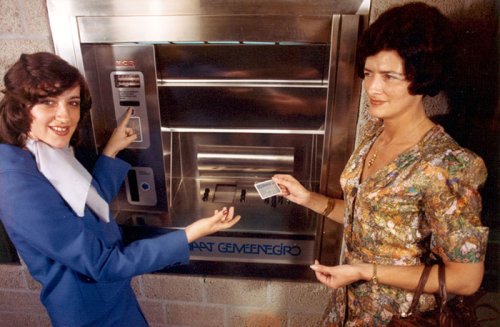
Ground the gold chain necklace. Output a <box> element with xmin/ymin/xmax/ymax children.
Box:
<box><xmin>367</xmin><ymin>148</ymin><xmax>379</xmax><ymax>168</ymax></box>
<box><xmin>366</xmin><ymin>118</ymin><xmax>430</xmax><ymax>169</ymax></box>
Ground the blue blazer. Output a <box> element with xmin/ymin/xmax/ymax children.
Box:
<box><xmin>0</xmin><ymin>144</ymin><xmax>190</xmax><ymax>327</ymax></box>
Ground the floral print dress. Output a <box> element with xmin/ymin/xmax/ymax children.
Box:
<box><xmin>322</xmin><ymin>119</ymin><xmax>489</xmax><ymax>326</ymax></box>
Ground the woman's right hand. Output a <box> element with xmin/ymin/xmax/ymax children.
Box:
<box><xmin>102</xmin><ymin>108</ymin><xmax>137</xmax><ymax>158</ymax></box>
<box><xmin>272</xmin><ymin>175</ymin><xmax>345</xmax><ymax>224</ymax></box>
<box><xmin>272</xmin><ymin>174</ymin><xmax>311</xmax><ymax>206</ymax></box>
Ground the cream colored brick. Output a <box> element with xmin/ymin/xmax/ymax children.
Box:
<box><xmin>131</xmin><ymin>275</ymin><xmax>142</xmax><ymax>296</ymax></box>
<box><xmin>268</xmin><ymin>280</ymin><xmax>330</xmax><ymax>313</ymax></box>
<box><xmin>0</xmin><ymin>312</ymin><xmax>51</xmax><ymax>327</ymax></box>
<box><xmin>0</xmin><ymin>290</ymin><xmax>46</xmax><ymax>314</ymax></box>
<box><xmin>138</xmin><ymin>299</ymin><xmax>165</xmax><ymax>325</ymax></box>
<box><xmin>166</xmin><ymin>302</ymin><xmax>224</xmax><ymax>326</ymax></box>
<box><xmin>0</xmin><ymin>39</ymin><xmax>53</xmax><ymax>68</ymax></box>
<box><xmin>227</xmin><ymin>307</ymin><xmax>286</xmax><ymax>327</ymax></box>
<box><xmin>204</xmin><ymin>276</ymin><xmax>267</xmax><ymax>306</ymax></box>
<box><xmin>0</xmin><ymin>0</ymin><xmax>22</xmax><ymax>33</ymax></box>
<box><xmin>23</xmin><ymin>269</ymin><xmax>42</xmax><ymax>291</ymax></box>
<box><xmin>141</xmin><ymin>274</ymin><xmax>203</xmax><ymax>301</ymax></box>
<box><xmin>0</xmin><ymin>263</ymin><xmax>25</xmax><ymax>289</ymax></box>
<box><xmin>21</xmin><ymin>0</ymin><xmax>51</xmax><ymax>35</ymax></box>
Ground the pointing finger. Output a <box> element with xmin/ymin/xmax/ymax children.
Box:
<box><xmin>118</xmin><ymin>107</ymin><xmax>134</xmax><ymax>129</ymax></box>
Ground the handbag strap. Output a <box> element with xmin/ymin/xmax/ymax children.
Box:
<box><xmin>438</xmin><ymin>261</ymin><xmax>448</xmax><ymax>308</ymax></box>
<box><xmin>404</xmin><ymin>264</ymin><xmax>433</xmax><ymax>316</ymax></box>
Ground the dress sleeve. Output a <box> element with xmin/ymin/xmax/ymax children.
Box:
<box><xmin>91</xmin><ymin>154</ymin><xmax>131</xmax><ymax>202</ymax></box>
<box><xmin>422</xmin><ymin>149</ymin><xmax>489</xmax><ymax>263</ymax></box>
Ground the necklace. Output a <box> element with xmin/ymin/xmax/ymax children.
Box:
<box><xmin>367</xmin><ymin>148</ymin><xmax>379</xmax><ymax>168</ymax></box>
<box><xmin>366</xmin><ymin>118</ymin><xmax>431</xmax><ymax>169</ymax></box>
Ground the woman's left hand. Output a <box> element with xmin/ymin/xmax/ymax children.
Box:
<box><xmin>184</xmin><ymin>207</ymin><xmax>241</xmax><ymax>243</ymax></box>
<box><xmin>102</xmin><ymin>108</ymin><xmax>137</xmax><ymax>158</ymax></box>
<box><xmin>310</xmin><ymin>260</ymin><xmax>365</xmax><ymax>289</ymax></box>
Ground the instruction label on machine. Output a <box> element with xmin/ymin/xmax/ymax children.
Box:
<box><xmin>110</xmin><ymin>71</ymin><xmax>150</xmax><ymax>149</ymax></box>
<box><xmin>189</xmin><ymin>236</ymin><xmax>315</xmax><ymax>264</ymax></box>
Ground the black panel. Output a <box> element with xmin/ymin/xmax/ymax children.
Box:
<box><xmin>156</xmin><ymin>44</ymin><xmax>329</xmax><ymax>80</ymax></box>
<box><xmin>159</xmin><ymin>86</ymin><xmax>327</xmax><ymax>129</ymax></box>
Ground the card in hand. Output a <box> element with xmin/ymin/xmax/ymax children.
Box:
<box><xmin>254</xmin><ymin>179</ymin><xmax>281</xmax><ymax>199</ymax></box>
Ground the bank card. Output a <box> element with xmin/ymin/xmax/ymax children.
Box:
<box><xmin>254</xmin><ymin>179</ymin><xmax>281</xmax><ymax>199</ymax></box>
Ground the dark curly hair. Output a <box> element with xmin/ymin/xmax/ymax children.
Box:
<box><xmin>356</xmin><ymin>2</ymin><xmax>454</xmax><ymax>96</ymax></box>
<box><xmin>0</xmin><ymin>52</ymin><xmax>92</xmax><ymax>147</ymax></box>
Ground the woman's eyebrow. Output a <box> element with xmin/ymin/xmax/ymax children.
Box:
<box><xmin>380</xmin><ymin>70</ymin><xmax>405</xmax><ymax>77</ymax></box>
<box><xmin>363</xmin><ymin>68</ymin><xmax>403</xmax><ymax>75</ymax></box>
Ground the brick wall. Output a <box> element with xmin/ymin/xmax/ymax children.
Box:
<box><xmin>0</xmin><ymin>263</ymin><xmax>330</xmax><ymax>327</ymax></box>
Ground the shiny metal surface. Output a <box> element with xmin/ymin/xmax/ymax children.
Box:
<box><xmin>47</xmin><ymin>0</ymin><xmax>367</xmax><ymax>269</ymax></box>
<box><xmin>47</xmin><ymin>0</ymin><xmax>369</xmax><ymax>16</ymax></box>
<box><xmin>319</xmin><ymin>14</ymin><xmax>365</xmax><ymax>265</ymax></box>
<box><xmin>162</xmin><ymin>127</ymin><xmax>324</xmax><ymax>135</ymax></box>
<box><xmin>47</xmin><ymin>0</ymin><xmax>370</xmax><ymax>67</ymax></box>
<box><xmin>81</xmin><ymin>44</ymin><xmax>168</xmax><ymax>213</ymax></box>
<box><xmin>78</xmin><ymin>16</ymin><xmax>332</xmax><ymax>44</ymax></box>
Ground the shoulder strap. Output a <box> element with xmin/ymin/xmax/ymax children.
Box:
<box><xmin>438</xmin><ymin>261</ymin><xmax>448</xmax><ymax>308</ymax></box>
<box><xmin>405</xmin><ymin>265</ymin><xmax>433</xmax><ymax>316</ymax></box>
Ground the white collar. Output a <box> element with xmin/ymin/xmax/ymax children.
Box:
<box><xmin>25</xmin><ymin>139</ymin><xmax>110</xmax><ymax>223</ymax></box>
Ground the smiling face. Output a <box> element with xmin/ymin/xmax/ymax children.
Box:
<box><xmin>363</xmin><ymin>50</ymin><xmax>423</xmax><ymax>122</ymax></box>
<box><xmin>29</xmin><ymin>84</ymin><xmax>81</xmax><ymax>148</ymax></box>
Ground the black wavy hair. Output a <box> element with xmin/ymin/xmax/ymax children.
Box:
<box><xmin>356</xmin><ymin>2</ymin><xmax>454</xmax><ymax>96</ymax></box>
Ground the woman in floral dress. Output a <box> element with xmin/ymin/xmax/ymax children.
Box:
<box><xmin>273</xmin><ymin>2</ymin><xmax>489</xmax><ymax>326</ymax></box>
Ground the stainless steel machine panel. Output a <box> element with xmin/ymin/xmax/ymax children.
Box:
<box><xmin>48</xmin><ymin>0</ymin><xmax>366</xmax><ymax>274</ymax></box>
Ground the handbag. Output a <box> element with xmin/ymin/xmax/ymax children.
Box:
<box><xmin>388</xmin><ymin>261</ymin><xmax>498</xmax><ymax>327</ymax></box>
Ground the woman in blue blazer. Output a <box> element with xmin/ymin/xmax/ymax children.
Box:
<box><xmin>0</xmin><ymin>52</ymin><xmax>241</xmax><ymax>327</ymax></box>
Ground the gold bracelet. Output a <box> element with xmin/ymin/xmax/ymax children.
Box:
<box><xmin>372</xmin><ymin>262</ymin><xmax>379</xmax><ymax>286</ymax></box>
<box><xmin>321</xmin><ymin>198</ymin><xmax>335</xmax><ymax>216</ymax></box>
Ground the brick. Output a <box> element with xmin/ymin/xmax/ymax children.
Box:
<box><xmin>0</xmin><ymin>312</ymin><xmax>50</xmax><ymax>327</ymax></box>
<box><xmin>21</xmin><ymin>0</ymin><xmax>51</xmax><ymax>35</ymax></box>
<box><xmin>227</xmin><ymin>307</ymin><xmax>286</xmax><ymax>327</ymax></box>
<box><xmin>0</xmin><ymin>0</ymin><xmax>22</xmax><ymax>34</ymax></box>
<box><xmin>0</xmin><ymin>264</ymin><xmax>25</xmax><ymax>289</ymax></box>
<box><xmin>131</xmin><ymin>275</ymin><xmax>142</xmax><ymax>297</ymax></box>
<box><xmin>23</xmin><ymin>270</ymin><xmax>42</xmax><ymax>291</ymax></box>
<box><xmin>138</xmin><ymin>299</ymin><xmax>165</xmax><ymax>325</ymax></box>
<box><xmin>141</xmin><ymin>274</ymin><xmax>203</xmax><ymax>301</ymax></box>
<box><xmin>166</xmin><ymin>302</ymin><xmax>224</xmax><ymax>326</ymax></box>
<box><xmin>204</xmin><ymin>277</ymin><xmax>267</xmax><ymax>306</ymax></box>
<box><xmin>0</xmin><ymin>290</ymin><xmax>46</xmax><ymax>314</ymax></box>
<box><xmin>268</xmin><ymin>280</ymin><xmax>330</xmax><ymax>313</ymax></box>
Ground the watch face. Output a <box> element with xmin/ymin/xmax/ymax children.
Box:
<box><xmin>254</xmin><ymin>179</ymin><xmax>281</xmax><ymax>199</ymax></box>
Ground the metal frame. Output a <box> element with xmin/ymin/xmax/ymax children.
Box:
<box><xmin>46</xmin><ymin>0</ymin><xmax>368</xmax><ymax>271</ymax></box>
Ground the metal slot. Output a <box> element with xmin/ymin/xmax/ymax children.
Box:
<box><xmin>213</xmin><ymin>184</ymin><xmax>237</xmax><ymax>203</ymax></box>
<box><xmin>197</xmin><ymin>145</ymin><xmax>294</xmax><ymax>178</ymax></box>
<box><xmin>157</xmin><ymin>79</ymin><xmax>327</xmax><ymax>88</ymax></box>
<box><xmin>161</xmin><ymin>127</ymin><xmax>324</xmax><ymax>135</ymax></box>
